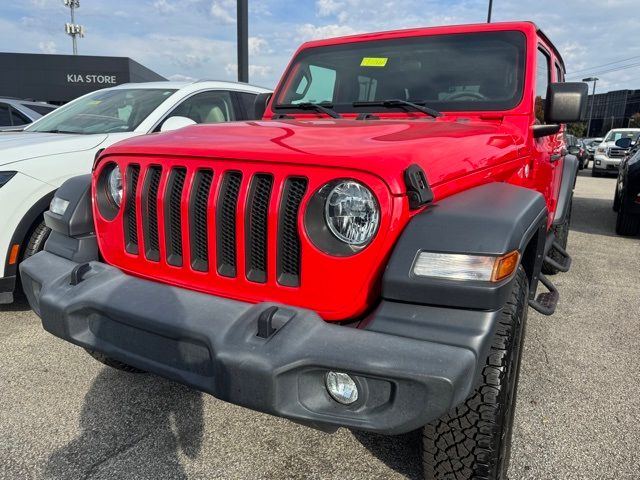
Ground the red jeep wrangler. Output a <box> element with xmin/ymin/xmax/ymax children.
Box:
<box><xmin>22</xmin><ymin>22</ymin><xmax>587</xmax><ymax>479</ymax></box>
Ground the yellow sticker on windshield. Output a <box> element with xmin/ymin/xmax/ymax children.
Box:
<box><xmin>361</xmin><ymin>57</ymin><xmax>388</xmax><ymax>67</ymax></box>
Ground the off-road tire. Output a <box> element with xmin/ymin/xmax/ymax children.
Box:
<box><xmin>613</xmin><ymin>186</ymin><xmax>621</xmax><ymax>212</ymax></box>
<box><xmin>23</xmin><ymin>220</ymin><xmax>51</xmax><ymax>259</ymax></box>
<box><xmin>422</xmin><ymin>266</ymin><xmax>528</xmax><ymax>480</ymax></box>
<box><xmin>85</xmin><ymin>350</ymin><xmax>146</xmax><ymax>373</ymax></box>
<box><xmin>615</xmin><ymin>207</ymin><xmax>640</xmax><ymax>236</ymax></box>
<box><xmin>542</xmin><ymin>198</ymin><xmax>571</xmax><ymax>275</ymax></box>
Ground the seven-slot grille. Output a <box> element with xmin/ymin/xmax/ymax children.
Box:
<box><xmin>122</xmin><ymin>164</ymin><xmax>308</xmax><ymax>287</ymax></box>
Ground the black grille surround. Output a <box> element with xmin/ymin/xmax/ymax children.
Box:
<box><xmin>115</xmin><ymin>163</ymin><xmax>317</xmax><ymax>288</ymax></box>
<box><xmin>123</xmin><ymin>165</ymin><xmax>140</xmax><ymax>254</ymax></box>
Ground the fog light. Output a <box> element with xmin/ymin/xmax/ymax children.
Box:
<box><xmin>50</xmin><ymin>197</ymin><xmax>70</xmax><ymax>216</ymax></box>
<box><xmin>595</xmin><ymin>160</ymin><xmax>601</xmax><ymax>165</ymax></box>
<box><xmin>325</xmin><ymin>371</ymin><xmax>358</xmax><ymax>405</ymax></box>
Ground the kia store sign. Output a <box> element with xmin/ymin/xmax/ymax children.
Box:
<box><xmin>0</xmin><ymin>52</ymin><xmax>164</xmax><ymax>104</ymax></box>
<box><xmin>65</xmin><ymin>73</ymin><xmax>118</xmax><ymax>84</ymax></box>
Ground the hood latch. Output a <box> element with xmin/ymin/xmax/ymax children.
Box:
<box><xmin>404</xmin><ymin>164</ymin><xmax>433</xmax><ymax>210</ymax></box>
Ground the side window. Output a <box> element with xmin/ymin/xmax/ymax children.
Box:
<box><xmin>160</xmin><ymin>91</ymin><xmax>236</xmax><ymax>130</ymax></box>
<box><xmin>10</xmin><ymin>108</ymin><xmax>29</xmax><ymax>126</ymax></box>
<box><xmin>536</xmin><ymin>48</ymin><xmax>551</xmax><ymax>124</ymax></box>
<box><xmin>555</xmin><ymin>63</ymin><xmax>564</xmax><ymax>83</ymax></box>
<box><xmin>237</xmin><ymin>92</ymin><xmax>258</xmax><ymax>119</ymax></box>
<box><xmin>0</xmin><ymin>104</ymin><xmax>11</xmax><ymax>126</ymax></box>
<box><xmin>293</xmin><ymin>65</ymin><xmax>337</xmax><ymax>104</ymax></box>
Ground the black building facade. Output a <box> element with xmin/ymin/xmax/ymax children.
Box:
<box><xmin>0</xmin><ymin>52</ymin><xmax>166</xmax><ymax>104</ymax></box>
<box><xmin>586</xmin><ymin>89</ymin><xmax>640</xmax><ymax>137</ymax></box>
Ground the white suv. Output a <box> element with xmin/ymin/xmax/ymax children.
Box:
<box><xmin>0</xmin><ymin>80</ymin><xmax>270</xmax><ymax>303</ymax></box>
<box><xmin>593</xmin><ymin>128</ymin><xmax>640</xmax><ymax>177</ymax></box>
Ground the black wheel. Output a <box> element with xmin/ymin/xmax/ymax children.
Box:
<box><xmin>613</xmin><ymin>185</ymin><xmax>621</xmax><ymax>212</ymax></box>
<box><xmin>85</xmin><ymin>350</ymin><xmax>146</xmax><ymax>373</ymax></box>
<box><xmin>23</xmin><ymin>220</ymin><xmax>51</xmax><ymax>259</ymax></box>
<box><xmin>422</xmin><ymin>267</ymin><xmax>528</xmax><ymax>480</ymax></box>
<box><xmin>542</xmin><ymin>198</ymin><xmax>571</xmax><ymax>275</ymax></box>
<box><xmin>615</xmin><ymin>207</ymin><xmax>640</xmax><ymax>236</ymax></box>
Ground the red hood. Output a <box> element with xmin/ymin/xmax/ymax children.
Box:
<box><xmin>104</xmin><ymin>118</ymin><xmax>519</xmax><ymax>195</ymax></box>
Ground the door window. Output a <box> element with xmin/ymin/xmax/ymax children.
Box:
<box><xmin>536</xmin><ymin>48</ymin><xmax>551</xmax><ymax>123</ymax></box>
<box><xmin>0</xmin><ymin>104</ymin><xmax>11</xmax><ymax>126</ymax></box>
<box><xmin>160</xmin><ymin>91</ymin><xmax>236</xmax><ymax>130</ymax></box>
<box><xmin>10</xmin><ymin>108</ymin><xmax>29</xmax><ymax>125</ymax></box>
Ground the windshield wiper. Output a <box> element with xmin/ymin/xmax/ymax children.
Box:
<box><xmin>276</xmin><ymin>102</ymin><xmax>342</xmax><ymax>119</ymax></box>
<box><xmin>353</xmin><ymin>99</ymin><xmax>442</xmax><ymax>118</ymax></box>
<box><xmin>37</xmin><ymin>129</ymin><xmax>82</xmax><ymax>134</ymax></box>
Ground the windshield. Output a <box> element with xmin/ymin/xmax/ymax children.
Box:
<box><xmin>27</xmin><ymin>88</ymin><xmax>177</xmax><ymax>134</ymax></box>
<box><xmin>604</xmin><ymin>130</ymin><xmax>640</xmax><ymax>142</ymax></box>
<box><xmin>275</xmin><ymin>31</ymin><xmax>526</xmax><ymax>114</ymax></box>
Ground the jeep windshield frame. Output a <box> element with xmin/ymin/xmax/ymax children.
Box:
<box><xmin>273</xmin><ymin>30</ymin><xmax>527</xmax><ymax>116</ymax></box>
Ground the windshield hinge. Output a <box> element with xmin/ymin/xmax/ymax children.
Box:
<box><xmin>404</xmin><ymin>165</ymin><xmax>433</xmax><ymax>209</ymax></box>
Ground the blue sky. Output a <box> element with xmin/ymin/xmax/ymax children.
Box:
<box><xmin>1</xmin><ymin>0</ymin><xmax>639</xmax><ymax>93</ymax></box>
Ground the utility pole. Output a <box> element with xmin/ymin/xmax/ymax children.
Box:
<box><xmin>487</xmin><ymin>0</ymin><xmax>493</xmax><ymax>23</ymax></box>
<box><xmin>582</xmin><ymin>77</ymin><xmax>598</xmax><ymax>137</ymax></box>
<box><xmin>237</xmin><ymin>0</ymin><xmax>248</xmax><ymax>83</ymax></box>
<box><xmin>63</xmin><ymin>0</ymin><xmax>84</xmax><ymax>55</ymax></box>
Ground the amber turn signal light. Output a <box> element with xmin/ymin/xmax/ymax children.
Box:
<box><xmin>8</xmin><ymin>244</ymin><xmax>20</xmax><ymax>265</ymax></box>
<box><xmin>491</xmin><ymin>250</ymin><xmax>520</xmax><ymax>282</ymax></box>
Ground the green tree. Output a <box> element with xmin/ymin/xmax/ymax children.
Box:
<box><xmin>567</xmin><ymin>122</ymin><xmax>586</xmax><ymax>138</ymax></box>
<box><xmin>629</xmin><ymin>113</ymin><xmax>640</xmax><ymax>128</ymax></box>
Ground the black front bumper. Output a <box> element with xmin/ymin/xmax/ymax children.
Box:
<box><xmin>21</xmin><ymin>251</ymin><xmax>501</xmax><ymax>435</ymax></box>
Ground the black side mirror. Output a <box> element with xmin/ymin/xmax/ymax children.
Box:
<box><xmin>253</xmin><ymin>92</ymin><xmax>272</xmax><ymax>120</ymax></box>
<box><xmin>615</xmin><ymin>138</ymin><xmax>632</xmax><ymax>149</ymax></box>
<box><xmin>567</xmin><ymin>145</ymin><xmax>580</xmax><ymax>155</ymax></box>
<box><xmin>544</xmin><ymin>82</ymin><xmax>588</xmax><ymax>124</ymax></box>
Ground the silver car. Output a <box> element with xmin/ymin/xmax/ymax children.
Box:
<box><xmin>0</xmin><ymin>98</ymin><xmax>58</xmax><ymax>131</ymax></box>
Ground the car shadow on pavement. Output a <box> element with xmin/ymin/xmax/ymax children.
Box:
<box><xmin>0</xmin><ymin>290</ymin><xmax>32</xmax><ymax>312</ymax></box>
<box><xmin>44</xmin><ymin>367</ymin><xmax>204</xmax><ymax>480</ymax></box>
<box><xmin>571</xmin><ymin>194</ymin><xmax>619</xmax><ymax>238</ymax></box>
<box><xmin>352</xmin><ymin>429</ymin><xmax>423</xmax><ymax>479</ymax></box>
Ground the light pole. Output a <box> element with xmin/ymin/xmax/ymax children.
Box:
<box><xmin>583</xmin><ymin>77</ymin><xmax>598</xmax><ymax>137</ymax></box>
<box><xmin>237</xmin><ymin>0</ymin><xmax>248</xmax><ymax>83</ymax></box>
<box><xmin>487</xmin><ymin>0</ymin><xmax>493</xmax><ymax>23</ymax></box>
<box><xmin>63</xmin><ymin>0</ymin><xmax>84</xmax><ymax>55</ymax></box>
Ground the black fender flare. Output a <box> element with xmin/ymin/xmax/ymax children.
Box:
<box><xmin>382</xmin><ymin>182</ymin><xmax>548</xmax><ymax>311</ymax></box>
<box><xmin>553</xmin><ymin>154</ymin><xmax>579</xmax><ymax>226</ymax></box>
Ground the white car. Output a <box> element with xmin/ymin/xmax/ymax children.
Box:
<box><xmin>593</xmin><ymin>128</ymin><xmax>640</xmax><ymax>177</ymax></box>
<box><xmin>0</xmin><ymin>98</ymin><xmax>58</xmax><ymax>131</ymax></box>
<box><xmin>0</xmin><ymin>80</ymin><xmax>271</xmax><ymax>303</ymax></box>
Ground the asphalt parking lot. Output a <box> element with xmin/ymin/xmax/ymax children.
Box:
<box><xmin>1</xmin><ymin>171</ymin><xmax>639</xmax><ymax>480</ymax></box>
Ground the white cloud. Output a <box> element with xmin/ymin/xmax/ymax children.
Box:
<box><xmin>210</xmin><ymin>0</ymin><xmax>236</xmax><ymax>24</ymax></box>
<box><xmin>317</xmin><ymin>0</ymin><xmax>345</xmax><ymax>17</ymax></box>
<box><xmin>225</xmin><ymin>63</ymin><xmax>273</xmax><ymax>79</ymax></box>
<box><xmin>168</xmin><ymin>73</ymin><xmax>198</xmax><ymax>82</ymax></box>
<box><xmin>152</xmin><ymin>0</ymin><xmax>177</xmax><ymax>14</ymax></box>
<box><xmin>38</xmin><ymin>41</ymin><xmax>57</xmax><ymax>54</ymax></box>
<box><xmin>296</xmin><ymin>23</ymin><xmax>357</xmax><ymax>41</ymax></box>
<box><xmin>248</xmin><ymin>36</ymin><xmax>269</xmax><ymax>55</ymax></box>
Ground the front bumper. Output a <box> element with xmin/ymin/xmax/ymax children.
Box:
<box><xmin>21</xmin><ymin>251</ymin><xmax>501</xmax><ymax>435</ymax></box>
<box><xmin>593</xmin><ymin>155</ymin><xmax>622</xmax><ymax>172</ymax></box>
<box><xmin>0</xmin><ymin>275</ymin><xmax>16</xmax><ymax>304</ymax></box>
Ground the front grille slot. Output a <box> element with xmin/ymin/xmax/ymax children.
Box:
<box><xmin>189</xmin><ymin>169</ymin><xmax>214</xmax><ymax>272</ymax></box>
<box><xmin>216</xmin><ymin>171</ymin><xmax>242</xmax><ymax>277</ymax></box>
<box><xmin>123</xmin><ymin>165</ymin><xmax>140</xmax><ymax>254</ymax></box>
<box><xmin>245</xmin><ymin>174</ymin><xmax>273</xmax><ymax>283</ymax></box>
<box><xmin>142</xmin><ymin>166</ymin><xmax>162</xmax><ymax>261</ymax></box>
<box><xmin>277</xmin><ymin>177</ymin><xmax>308</xmax><ymax>287</ymax></box>
<box><xmin>164</xmin><ymin>167</ymin><xmax>187</xmax><ymax>266</ymax></box>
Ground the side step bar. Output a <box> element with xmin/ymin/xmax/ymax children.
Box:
<box><xmin>529</xmin><ymin>235</ymin><xmax>572</xmax><ymax>316</ymax></box>
<box><xmin>529</xmin><ymin>273</ymin><xmax>559</xmax><ymax>315</ymax></box>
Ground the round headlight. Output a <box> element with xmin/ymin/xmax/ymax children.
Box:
<box><xmin>325</xmin><ymin>181</ymin><xmax>379</xmax><ymax>246</ymax></box>
<box><xmin>107</xmin><ymin>165</ymin><xmax>123</xmax><ymax>207</ymax></box>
